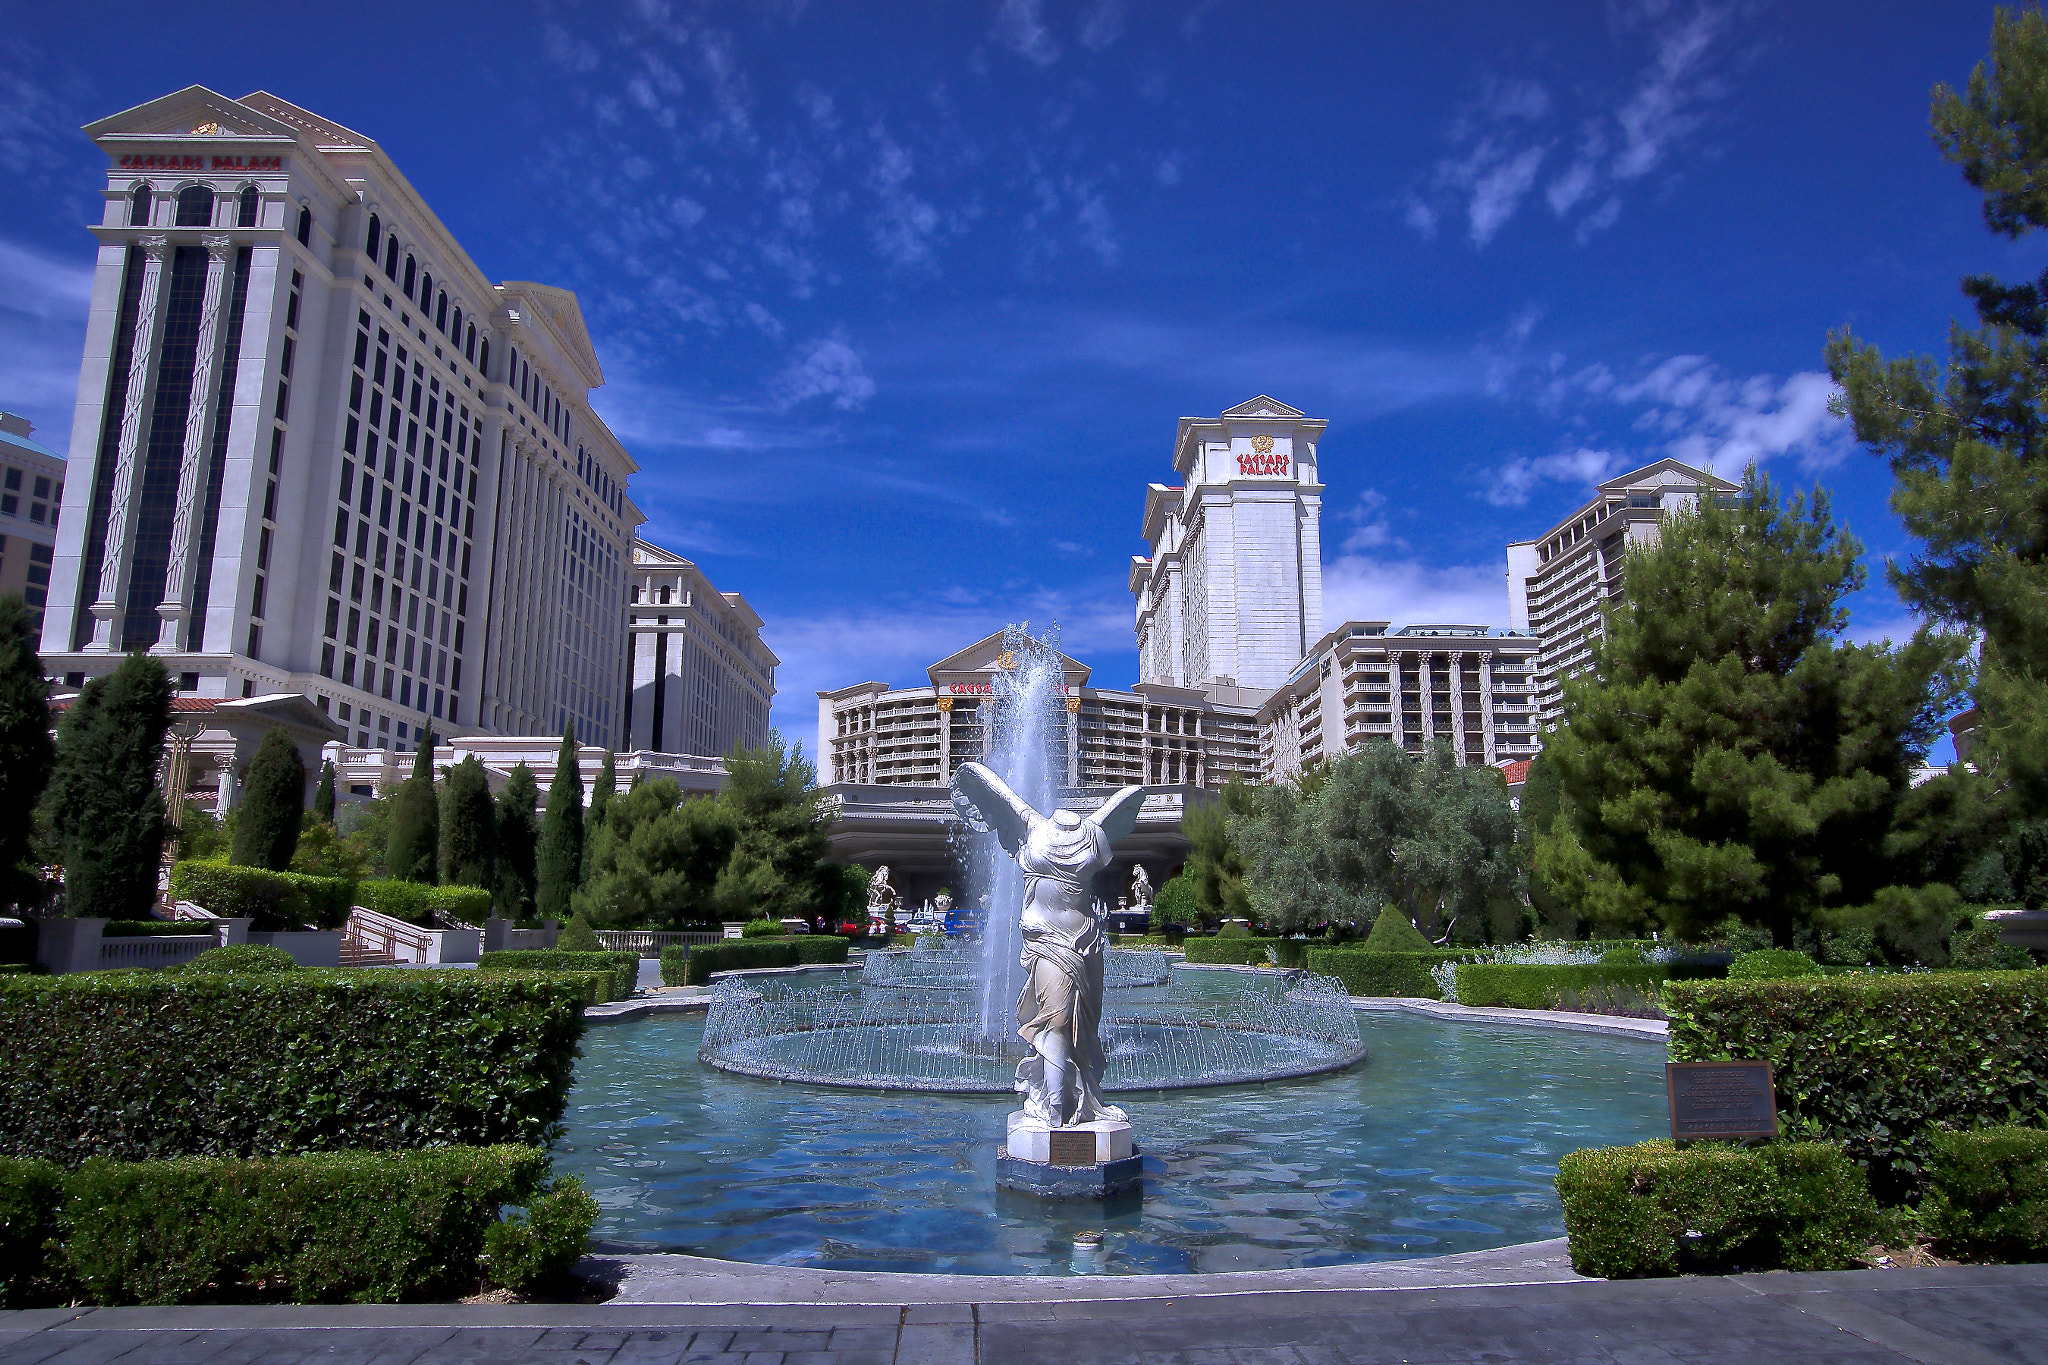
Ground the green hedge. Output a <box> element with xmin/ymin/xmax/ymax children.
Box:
<box><xmin>0</xmin><ymin>1145</ymin><xmax>593</xmax><ymax>1306</ymax></box>
<box><xmin>1554</xmin><ymin>1140</ymin><xmax>1878</xmax><ymax>1278</ymax></box>
<box><xmin>1304</xmin><ymin>949</ymin><xmax>1469</xmax><ymax>997</ymax></box>
<box><xmin>1922</xmin><ymin>1126</ymin><xmax>2048</xmax><ymax>1263</ymax></box>
<box><xmin>1454</xmin><ymin>963</ymin><xmax>1672</xmax><ymax>1009</ymax></box>
<box><xmin>660</xmin><ymin>944</ymin><xmax>689</xmax><ymax>986</ymax></box>
<box><xmin>477</xmin><ymin>949</ymin><xmax>637</xmax><ymax>1002</ymax></box>
<box><xmin>683</xmin><ymin>936</ymin><xmax>850</xmax><ymax>985</ymax></box>
<box><xmin>1181</xmin><ymin>936</ymin><xmax>1310</xmax><ymax>967</ymax></box>
<box><xmin>1665</xmin><ymin>971</ymin><xmax>2048</xmax><ymax>1197</ymax></box>
<box><xmin>169</xmin><ymin>861</ymin><xmax>356</xmax><ymax>931</ymax></box>
<box><xmin>0</xmin><ymin>972</ymin><xmax>586</xmax><ymax>1164</ymax></box>
<box><xmin>356</xmin><ymin>880</ymin><xmax>494</xmax><ymax>927</ymax></box>
<box><xmin>103</xmin><ymin>921</ymin><xmax>213</xmax><ymax>937</ymax></box>
<box><xmin>178</xmin><ymin>944</ymin><xmax>296</xmax><ymax>974</ymax></box>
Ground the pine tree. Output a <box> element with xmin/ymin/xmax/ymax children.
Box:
<box><xmin>313</xmin><ymin>759</ymin><xmax>336</xmax><ymax>825</ymax></box>
<box><xmin>1828</xmin><ymin>8</ymin><xmax>2048</xmax><ymax>806</ymax></box>
<box><xmin>43</xmin><ymin>652</ymin><xmax>172</xmax><ymax>919</ymax></box>
<box><xmin>583</xmin><ymin>750</ymin><xmax>615</xmax><ymax>880</ymax></box>
<box><xmin>495</xmin><ymin>762</ymin><xmax>540</xmax><ymax>920</ymax></box>
<box><xmin>536</xmin><ymin>725</ymin><xmax>584</xmax><ymax>919</ymax></box>
<box><xmin>385</xmin><ymin>731</ymin><xmax>439</xmax><ymax>884</ymax></box>
<box><xmin>1535</xmin><ymin>470</ymin><xmax>1967</xmax><ymax>945</ymax></box>
<box><xmin>0</xmin><ymin>595</ymin><xmax>54</xmax><ymax>908</ymax></box>
<box><xmin>438</xmin><ymin>754</ymin><xmax>497</xmax><ymax>889</ymax></box>
<box><xmin>231</xmin><ymin>728</ymin><xmax>305</xmax><ymax>871</ymax></box>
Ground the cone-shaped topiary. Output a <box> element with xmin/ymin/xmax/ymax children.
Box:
<box><xmin>537</xmin><ymin>726</ymin><xmax>584</xmax><ymax>919</ymax></box>
<box><xmin>386</xmin><ymin>731</ymin><xmax>440</xmax><ymax>884</ymax></box>
<box><xmin>43</xmin><ymin>652</ymin><xmax>172</xmax><ymax>919</ymax></box>
<box><xmin>496</xmin><ymin>762</ymin><xmax>539</xmax><ymax>919</ymax></box>
<box><xmin>232</xmin><ymin>728</ymin><xmax>306</xmax><ymax>871</ymax></box>
<box><xmin>1363</xmin><ymin>904</ymin><xmax>1435</xmax><ymax>952</ymax></box>
<box><xmin>439</xmin><ymin>754</ymin><xmax>497</xmax><ymax>889</ymax></box>
<box><xmin>583</xmin><ymin>751</ymin><xmax>615</xmax><ymax>881</ymax></box>
<box><xmin>313</xmin><ymin>759</ymin><xmax>336</xmax><ymax>825</ymax></box>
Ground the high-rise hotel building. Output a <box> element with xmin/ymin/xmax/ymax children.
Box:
<box><xmin>43</xmin><ymin>86</ymin><xmax>643</xmax><ymax>751</ymax></box>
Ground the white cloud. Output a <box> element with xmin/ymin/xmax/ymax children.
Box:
<box><xmin>1155</xmin><ymin>151</ymin><xmax>1185</xmax><ymax>187</ymax></box>
<box><xmin>0</xmin><ymin>236</ymin><xmax>95</xmax><ymax>444</ymax></box>
<box><xmin>1323</xmin><ymin>555</ymin><xmax>1513</xmax><ymax>632</ymax></box>
<box><xmin>775</xmin><ymin>337</ymin><xmax>877</xmax><ymax>411</ymax></box>
<box><xmin>1078</xmin><ymin>0</ymin><xmax>1126</xmax><ymax>53</ymax></box>
<box><xmin>1465</xmin><ymin>143</ymin><xmax>1550</xmax><ymax>246</ymax></box>
<box><xmin>995</xmin><ymin>0</ymin><xmax>1061</xmax><ymax>66</ymax></box>
<box><xmin>1483</xmin><ymin>447</ymin><xmax>1623</xmax><ymax>508</ymax></box>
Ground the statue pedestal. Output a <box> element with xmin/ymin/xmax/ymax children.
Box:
<box><xmin>996</xmin><ymin>1112</ymin><xmax>1143</xmax><ymax>1199</ymax></box>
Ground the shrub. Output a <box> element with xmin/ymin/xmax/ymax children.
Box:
<box><xmin>356</xmin><ymin>879</ymin><xmax>493</xmax><ymax>927</ymax></box>
<box><xmin>1454</xmin><ymin>963</ymin><xmax>1671</xmax><ymax>1009</ymax></box>
<box><xmin>0</xmin><ymin>972</ymin><xmax>585</xmax><ymax>1163</ymax></box>
<box><xmin>1362</xmin><ymin>906</ymin><xmax>1434</xmax><ymax>952</ymax></box>
<box><xmin>1599</xmin><ymin>946</ymin><xmax>1646</xmax><ymax>964</ymax></box>
<box><xmin>482</xmin><ymin>1175</ymin><xmax>599</xmax><ymax>1291</ymax></box>
<box><xmin>1555</xmin><ymin>1140</ymin><xmax>1878</xmax><ymax>1279</ymax></box>
<box><xmin>1665</xmin><ymin>971</ymin><xmax>2048</xmax><ymax>1197</ymax></box>
<box><xmin>232</xmin><ymin>728</ymin><xmax>306</xmax><ymax>872</ymax></box>
<box><xmin>1728</xmin><ymin>949</ymin><xmax>1821</xmax><ymax>980</ymax></box>
<box><xmin>555</xmin><ymin>912</ymin><xmax>599</xmax><ymax>951</ymax></box>
<box><xmin>683</xmin><ymin>937</ymin><xmax>849</xmax><ymax>985</ymax></box>
<box><xmin>740</xmin><ymin>917</ymin><xmax>787</xmax><ymax>937</ymax></box>
<box><xmin>176</xmin><ymin>944</ymin><xmax>297</xmax><ymax>974</ymax></box>
<box><xmin>1922</xmin><ymin>1126</ymin><xmax>2048</xmax><ymax>1262</ymax></box>
<box><xmin>1181</xmin><ymin>936</ymin><xmax>1307</xmax><ymax>967</ymax></box>
<box><xmin>1215</xmin><ymin>920</ymin><xmax>1251</xmax><ymax>938</ymax></box>
<box><xmin>0</xmin><ymin>1156</ymin><xmax>63</xmax><ymax>1307</ymax></box>
<box><xmin>56</xmin><ymin>1145</ymin><xmax>549</xmax><ymax>1305</ymax></box>
<box><xmin>169</xmin><ymin>861</ymin><xmax>355</xmax><ymax>931</ymax></box>
<box><xmin>1304</xmin><ymin>948</ymin><xmax>1469</xmax><ymax>998</ymax></box>
<box><xmin>477</xmin><ymin>949</ymin><xmax>636</xmax><ymax>1002</ymax></box>
<box><xmin>102</xmin><ymin>921</ymin><xmax>212</xmax><ymax>937</ymax></box>
<box><xmin>660</xmin><ymin>944</ymin><xmax>689</xmax><ymax>987</ymax></box>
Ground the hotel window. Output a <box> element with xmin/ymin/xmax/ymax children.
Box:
<box><xmin>383</xmin><ymin>234</ymin><xmax>399</xmax><ymax>278</ymax></box>
<box><xmin>365</xmin><ymin>214</ymin><xmax>381</xmax><ymax>256</ymax></box>
<box><xmin>296</xmin><ymin>205</ymin><xmax>312</xmax><ymax>245</ymax></box>
<box><xmin>237</xmin><ymin>184</ymin><xmax>258</xmax><ymax>228</ymax></box>
<box><xmin>129</xmin><ymin>183</ymin><xmax>152</xmax><ymax>227</ymax></box>
<box><xmin>175</xmin><ymin>185</ymin><xmax>213</xmax><ymax>227</ymax></box>
<box><xmin>403</xmin><ymin>256</ymin><xmax>416</xmax><ymax>299</ymax></box>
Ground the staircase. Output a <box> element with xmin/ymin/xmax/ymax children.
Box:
<box><xmin>338</xmin><ymin>938</ymin><xmax>400</xmax><ymax>968</ymax></box>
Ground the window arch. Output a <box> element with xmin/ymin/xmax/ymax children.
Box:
<box><xmin>237</xmin><ymin>184</ymin><xmax>258</xmax><ymax>227</ymax></box>
<box><xmin>436</xmin><ymin>291</ymin><xmax>448</xmax><ymax>332</ymax></box>
<box><xmin>365</xmin><ymin>213</ymin><xmax>381</xmax><ymax>256</ymax></box>
<box><xmin>452</xmin><ymin>306</ymin><xmax>463</xmax><ymax>346</ymax></box>
<box><xmin>129</xmin><ymin>183</ymin><xmax>152</xmax><ymax>227</ymax></box>
<box><xmin>402</xmin><ymin>255</ymin><xmax>416</xmax><ymax>298</ymax></box>
<box><xmin>296</xmin><ymin>205</ymin><xmax>312</xmax><ymax>246</ymax></box>
<box><xmin>420</xmin><ymin>272</ymin><xmax>432</xmax><ymax>311</ymax></box>
<box><xmin>465</xmin><ymin>322</ymin><xmax>476</xmax><ymax>361</ymax></box>
<box><xmin>383</xmin><ymin>234</ymin><xmax>399</xmax><ymax>279</ymax></box>
<box><xmin>175</xmin><ymin>184</ymin><xmax>214</xmax><ymax>227</ymax></box>
<box><xmin>477</xmin><ymin>338</ymin><xmax>488</xmax><ymax>374</ymax></box>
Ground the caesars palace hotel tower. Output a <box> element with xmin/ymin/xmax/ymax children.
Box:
<box><xmin>1131</xmin><ymin>397</ymin><xmax>1325</xmax><ymax>697</ymax></box>
<box><xmin>42</xmin><ymin>86</ymin><xmax>643</xmax><ymax>750</ymax></box>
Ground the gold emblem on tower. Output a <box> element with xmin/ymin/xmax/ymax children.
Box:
<box><xmin>996</xmin><ymin>651</ymin><xmax>1018</xmax><ymax>670</ymax></box>
<box><xmin>1251</xmin><ymin>434</ymin><xmax>1275</xmax><ymax>455</ymax></box>
<box><xmin>1065</xmin><ymin>696</ymin><xmax>1081</xmax><ymax>712</ymax></box>
<box><xmin>936</xmin><ymin>697</ymin><xmax>954</xmax><ymax>712</ymax></box>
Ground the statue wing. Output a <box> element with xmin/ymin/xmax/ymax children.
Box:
<box><xmin>950</xmin><ymin>762</ymin><xmax>1039</xmax><ymax>856</ymax></box>
<box><xmin>1087</xmin><ymin>784</ymin><xmax>1148</xmax><ymax>847</ymax></box>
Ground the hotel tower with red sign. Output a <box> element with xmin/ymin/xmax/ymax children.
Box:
<box><xmin>42</xmin><ymin>86</ymin><xmax>643</xmax><ymax>753</ymax></box>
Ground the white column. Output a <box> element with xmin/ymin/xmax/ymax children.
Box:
<box><xmin>1479</xmin><ymin>651</ymin><xmax>1498</xmax><ymax>766</ymax></box>
<box><xmin>87</xmin><ymin>236</ymin><xmax>172</xmax><ymax>652</ymax></box>
<box><xmin>155</xmin><ymin>237</ymin><xmax>236</xmax><ymax>653</ymax></box>
<box><xmin>1449</xmin><ymin>651</ymin><xmax>1468</xmax><ymax>762</ymax></box>
<box><xmin>1418</xmin><ymin>654</ymin><xmax>1435</xmax><ymax>744</ymax></box>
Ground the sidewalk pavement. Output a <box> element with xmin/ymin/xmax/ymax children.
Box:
<box><xmin>3</xmin><ymin>1261</ymin><xmax>2042</xmax><ymax>1364</ymax></box>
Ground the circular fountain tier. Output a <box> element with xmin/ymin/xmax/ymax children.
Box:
<box><xmin>860</xmin><ymin>941</ymin><xmax>1173</xmax><ymax>991</ymax></box>
<box><xmin>698</xmin><ymin>961</ymin><xmax>1367</xmax><ymax>1092</ymax></box>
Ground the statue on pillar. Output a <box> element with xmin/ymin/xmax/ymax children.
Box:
<box><xmin>866</xmin><ymin>864</ymin><xmax>895</xmax><ymax>936</ymax></box>
<box><xmin>1130</xmin><ymin>863</ymin><xmax>1153</xmax><ymax>910</ymax></box>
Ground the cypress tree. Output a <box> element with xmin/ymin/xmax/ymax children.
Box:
<box><xmin>385</xmin><ymin>731</ymin><xmax>440</xmax><ymax>884</ymax></box>
<box><xmin>438</xmin><ymin>754</ymin><xmax>497</xmax><ymax>889</ymax></box>
<box><xmin>313</xmin><ymin>759</ymin><xmax>336</xmax><ymax>824</ymax></box>
<box><xmin>536</xmin><ymin>724</ymin><xmax>584</xmax><ymax>919</ymax></box>
<box><xmin>584</xmin><ymin>750</ymin><xmax>616</xmax><ymax>879</ymax></box>
<box><xmin>0</xmin><ymin>594</ymin><xmax>54</xmax><ymax>908</ymax></box>
<box><xmin>43</xmin><ymin>652</ymin><xmax>172</xmax><ymax>919</ymax></box>
<box><xmin>231</xmin><ymin>728</ymin><xmax>306</xmax><ymax>871</ymax></box>
<box><xmin>496</xmin><ymin>762</ymin><xmax>540</xmax><ymax>919</ymax></box>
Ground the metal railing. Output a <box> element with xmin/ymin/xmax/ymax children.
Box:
<box><xmin>343</xmin><ymin>906</ymin><xmax>436</xmax><ymax>964</ymax></box>
<box><xmin>593</xmin><ymin>929</ymin><xmax>726</xmax><ymax>958</ymax></box>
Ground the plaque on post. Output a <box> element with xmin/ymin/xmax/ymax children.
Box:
<box><xmin>1666</xmin><ymin>1061</ymin><xmax>1779</xmax><ymax>1140</ymax></box>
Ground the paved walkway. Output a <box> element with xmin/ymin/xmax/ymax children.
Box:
<box><xmin>3</xmin><ymin>1263</ymin><xmax>2043</xmax><ymax>1364</ymax></box>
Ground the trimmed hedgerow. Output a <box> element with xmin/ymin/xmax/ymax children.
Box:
<box><xmin>1665</xmin><ymin>971</ymin><xmax>2048</xmax><ymax>1198</ymax></box>
<box><xmin>682</xmin><ymin>936</ymin><xmax>850</xmax><ymax>985</ymax></box>
<box><xmin>1554</xmin><ymin>1140</ymin><xmax>1878</xmax><ymax>1279</ymax></box>
<box><xmin>1304</xmin><ymin>949</ymin><xmax>1470</xmax><ymax>998</ymax></box>
<box><xmin>103</xmin><ymin>921</ymin><xmax>213</xmax><ymax>937</ymax></box>
<box><xmin>660</xmin><ymin>944</ymin><xmax>689</xmax><ymax>987</ymax></box>
<box><xmin>1727</xmin><ymin>949</ymin><xmax>1821</xmax><ymax>980</ymax></box>
<box><xmin>356</xmin><ymin>880</ymin><xmax>494</xmax><ymax>927</ymax></box>
<box><xmin>0</xmin><ymin>1156</ymin><xmax>63</xmax><ymax>1307</ymax></box>
<box><xmin>42</xmin><ymin>1145</ymin><xmax>586</xmax><ymax>1305</ymax></box>
<box><xmin>175</xmin><ymin>944</ymin><xmax>297</xmax><ymax>974</ymax></box>
<box><xmin>477</xmin><ymin>949</ymin><xmax>637</xmax><ymax>1002</ymax></box>
<box><xmin>0</xmin><ymin>972</ymin><xmax>585</xmax><ymax>1164</ymax></box>
<box><xmin>1455</xmin><ymin>963</ymin><xmax>1671</xmax><ymax>1009</ymax></box>
<box><xmin>1921</xmin><ymin>1126</ymin><xmax>2048</xmax><ymax>1263</ymax></box>
<box><xmin>483</xmin><ymin>1176</ymin><xmax>601</xmax><ymax>1291</ymax></box>
<box><xmin>1182</xmin><ymin>936</ymin><xmax>1296</xmax><ymax>966</ymax></box>
<box><xmin>168</xmin><ymin>861</ymin><xmax>355</xmax><ymax>931</ymax></box>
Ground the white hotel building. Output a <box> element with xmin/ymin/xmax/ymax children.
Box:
<box><xmin>625</xmin><ymin>539</ymin><xmax>776</xmax><ymax>758</ymax></box>
<box><xmin>43</xmin><ymin>86</ymin><xmax>642</xmax><ymax>753</ymax></box>
<box><xmin>1505</xmin><ymin>458</ymin><xmax>1736</xmax><ymax>730</ymax></box>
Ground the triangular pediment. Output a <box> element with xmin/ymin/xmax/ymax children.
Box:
<box><xmin>500</xmin><ymin>282</ymin><xmax>604</xmax><ymax>388</ymax></box>
<box><xmin>927</xmin><ymin>632</ymin><xmax>1092</xmax><ymax>688</ymax></box>
<box><xmin>1221</xmin><ymin>395</ymin><xmax>1306</xmax><ymax>420</ymax></box>
<box><xmin>632</xmin><ymin>537</ymin><xmax>695</xmax><ymax>569</ymax></box>
<box><xmin>236</xmin><ymin>92</ymin><xmax>377</xmax><ymax>150</ymax></box>
<box><xmin>85</xmin><ymin>86</ymin><xmax>298</xmax><ymax>143</ymax></box>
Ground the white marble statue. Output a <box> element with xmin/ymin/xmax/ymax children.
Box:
<box><xmin>950</xmin><ymin>762</ymin><xmax>1147</xmax><ymax>1130</ymax></box>
<box><xmin>866</xmin><ymin>865</ymin><xmax>895</xmax><ymax>934</ymax></box>
<box><xmin>1130</xmin><ymin>864</ymin><xmax>1153</xmax><ymax>909</ymax></box>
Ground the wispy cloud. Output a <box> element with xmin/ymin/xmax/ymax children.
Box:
<box><xmin>1323</xmin><ymin>554</ymin><xmax>1512</xmax><ymax>631</ymax></box>
<box><xmin>994</xmin><ymin>0</ymin><xmax>1061</xmax><ymax>66</ymax></box>
<box><xmin>775</xmin><ymin>336</ymin><xmax>877</xmax><ymax>411</ymax></box>
<box><xmin>0</xmin><ymin>236</ymin><xmax>95</xmax><ymax>444</ymax></box>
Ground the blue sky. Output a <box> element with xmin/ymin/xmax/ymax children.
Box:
<box><xmin>0</xmin><ymin>1</ymin><xmax>2034</xmax><ymax>753</ymax></box>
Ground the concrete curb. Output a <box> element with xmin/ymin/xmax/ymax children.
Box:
<box><xmin>1351</xmin><ymin>995</ymin><xmax>1669</xmax><ymax>1038</ymax></box>
<box><xmin>581</xmin><ymin>1236</ymin><xmax>1590</xmax><ymax>1304</ymax></box>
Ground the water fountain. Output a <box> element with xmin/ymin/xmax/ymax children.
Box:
<box><xmin>697</xmin><ymin>626</ymin><xmax>1368</xmax><ymax>1198</ymax></box>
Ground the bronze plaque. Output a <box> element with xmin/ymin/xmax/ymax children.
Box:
<box><xmin>1667</xmin><ymin>1061</ymin><xmax>1779</xmax><ymax>1140</ymax></box>
<box><xmin>1048</xmin><ymin>1129</ymin><xmax>1097</xmax><ymax>1166</ymax></box>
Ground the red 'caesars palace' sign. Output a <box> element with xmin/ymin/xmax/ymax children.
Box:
<box><xmin>1237</xmin><ymin>451</ymin><xmax>1289</xmax><ymax>476</ymax></box>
